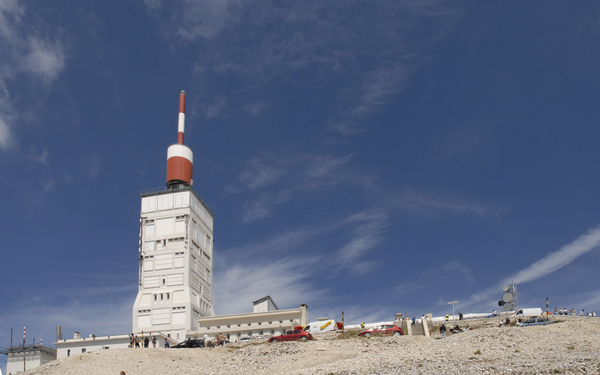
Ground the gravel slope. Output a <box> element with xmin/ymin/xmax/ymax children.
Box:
<box><xmin>23</xmin><ymin>318</ymin><xmax>600</xmax><ymax>375</ymax></box>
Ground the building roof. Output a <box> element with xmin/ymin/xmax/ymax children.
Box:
<box><xmin>252</xmin><ymin>295</ymin><xmax>278</xmax><ymax>310</ymax></box>
<box><xmin>1</xmin><ymin>344</ymin><xmax>56</xmax><ymax>357</ymax></box>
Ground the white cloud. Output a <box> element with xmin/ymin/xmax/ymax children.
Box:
<box><xmin>88</xmin><ymin>156</ymin><xmax>101</xmax><ymax>178</ymax></box>
<box><xmin>0</xmin><ymin>115</ymin><xmax>12</xmax><ymax>150</ymax></box>
<box><xmin>0</xmin><ymin>284</ymin><xmax>136</xmax><ymax>349</ymax></box>
<box><xmin>214</xmin><ymin>259</ymin><xmax>324</xmax><ymax>315</ymax></box>
<box><xmin>244</xmin><ymin>101</ymin><xmax>270</xmax><ymax>116</ymax></box>
<box><xmin>239</xmin><ymin>157</ymin><xmax>286</xmax><ymax>190</ymax></box>
<box><xmin>464</xmin><ymin>225</ymin><xmax>600</xmax><ymax>311</ymax></box>
<box><xmin>29</xmin><ymin>148</ymin><xmax>48</xmax><ymax>164</ymax></box>
<box><xmin>146</xmin><ymin>1</ymin><xmax>460</xmax><ymax>135</ymax></box>
<box><xmin>0</xmin><ymin>0</ymin><xmax>67</xmax><ymax>151</ymax></box>
<box><xmin>204</xmin><ymin>95</ymin><xmax>226</xmax><ymax>118</ymax></box>
<box><xmin>24</xmin><ymin>36</ymin><xmax>66</xmax><ymax>83</ymax></box>
<box><xmin>335</xmin><ymin>209</ymin><xmax>389</xmax><ymax>266</ymax></box>
<box><xmin>392</xmin><ymin>189</ymin><xmax>490</xmax><ymax>216</ymax></box>
<box><xmin>504</xmin><ymin>225</ymin><xmax>600</xmax><ymax>285</ymax></box>
<box><xmin>242</xmin><ymin>190</ymin><xmax>292</xmax><ymax>223</ymax></box>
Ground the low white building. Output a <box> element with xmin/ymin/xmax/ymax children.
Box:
<box><xmin>54</xmin><ymin>331</ymin><xmax>178</xmax><ymax>360</ymax></box>
<box><xmin>2</xmin><ymin>345</ymin><xmax>56</xmax><ymax>374</ymax></box>
<box><xmin>191</xmin><ymin>297</ymin><xmax>308</xmax><ymax>342</ymax></box>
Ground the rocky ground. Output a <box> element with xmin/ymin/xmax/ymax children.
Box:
<box><xmin>24</xmin><ymin>317</ymin><xmax>600</xmax><ymax>375</ymax></box>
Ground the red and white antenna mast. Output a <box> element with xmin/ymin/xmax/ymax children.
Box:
<box><xmin>166</xmin><ymin>90</ymin><xmax>193</xmax><ymax>187</ymax></box>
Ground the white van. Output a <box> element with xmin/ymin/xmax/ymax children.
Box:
<box><xmin>512</xmin><ymin>308</ymin><xmax>543</xmax><ymax>317</ymax></box>
<box><xmin>303</xmin><ymin>320</ymin><xmax>338</xmax><ymax>334</ymax></box>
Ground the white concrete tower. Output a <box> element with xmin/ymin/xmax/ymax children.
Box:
<box><xmin>132</xmin><ymin>91</ymin><xmax>215</xmax><ymax>341</ymax></box>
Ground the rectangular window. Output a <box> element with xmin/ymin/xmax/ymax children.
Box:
<box><xmin>82</xmin><ymin>348</ymin><xmax>86</xmax><ymax>353</ymax></box>
<box><xmin>67</xmin><ymin>349</ymin><xmax>70</xmax><ymax>356</ymax></box>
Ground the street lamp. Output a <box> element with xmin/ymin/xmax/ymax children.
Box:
<box><xmin>448</xmin><ymin>300</ymin><xmax>459</xmax><ymax>320</ymax></box>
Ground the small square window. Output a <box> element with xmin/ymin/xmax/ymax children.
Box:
<box><xmin>82</xmin><ymin>348</ymin><xmax>86</xmax><ymax>353</ymax></box>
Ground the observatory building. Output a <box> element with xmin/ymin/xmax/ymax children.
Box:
<box><xmin>132</xmin><ymin>91</ymin><xmax>215</xmax><ymax>341</ymax></box>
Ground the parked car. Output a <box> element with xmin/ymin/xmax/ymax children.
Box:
<box><xmin>239</xmin><ymin>336</ymin><xmax>262</xmax><ymax>342</ymax></box>
<box><xmin>518</xmin><ymin>317</ymin><xmax>553</xmax><ymax>327</ymax></box>
<box><xmin>170</xmin><ymin>338</ymin><xmax>205</xmax><ymax>348</ymax></box>
<box><xmin>359</xmin><ymin>324</ymin><xmax>403</xmax><ymax>337</ymax></box>
<box><xmin>269</xmin><ymin>330</ymin><xmax>313</xmax><ymax>343</ymax></box>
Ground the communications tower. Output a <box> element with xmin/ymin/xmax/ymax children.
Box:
<box><xmin>132</xmin><ymin>91</ymin><xmax>215</xmax><ymax>341</ymax></box>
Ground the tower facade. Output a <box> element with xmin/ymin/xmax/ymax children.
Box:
<box><xmin>132</xmin><ymin>91</ymin><xmax>215</xmax><ymax>341</ymax></box>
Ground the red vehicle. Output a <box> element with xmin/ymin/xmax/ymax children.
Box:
<box><xmin>268</xmin><ymin>329</ymin><xmax>313</xmax><ymax>343</ymax></box>
<box><xmin>358</xmin><ymin>324</ymin><xmax>403</xmax><ymax>337</ymax></box>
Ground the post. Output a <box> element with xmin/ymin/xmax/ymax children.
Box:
<box><xmin>342</xmin><ymin>311</ymin><xmax>345</xmax><ymax>339</ymax></box>
<box><xmin>546</xmin><ymin>298</ymin><xmax>549</xmax><ymax>325</ymax></box>
<box><xmin>448</xmin><ymin>301</ymin><xmax>459</xmax><ymax>320</ymax></box>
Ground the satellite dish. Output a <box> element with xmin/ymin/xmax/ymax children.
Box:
<box><xmin>503</xmin><ymin>293</ymin><xmax>513</xmax><ymax>303</ymax></box>
<box><xmin>501</xmin><ymin>304</ymin><xmax>512</xmax><ymax>312</ymax></box>
<box><xmin>502</xmin><ymin>285</ymin><xmax>510</xmax><ymax>292</ymax></box>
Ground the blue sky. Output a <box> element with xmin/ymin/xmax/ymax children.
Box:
<box><xmin>2</xmin><ymin>0</ymin><xmax>600</xmax><ymax>363</ymax></box>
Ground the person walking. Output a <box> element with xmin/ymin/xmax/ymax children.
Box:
<box><xmin>203</xmin><ymin>333</ymin><xmax>210</xmax><ymax>347</ymax></box>
<box><xmin>152</xmin><ymin>336</ymin><xmax>157</xmax><ymax>348</ymax></box>
<box><xmin>164</xmin><ymin>338</ymin><xmax>169</xmax><ymax>348</ymax></box>
<box><xmin>440</xmin><ymin>324</ymin><xmax>446</xmax><ymax>338</ymax></box>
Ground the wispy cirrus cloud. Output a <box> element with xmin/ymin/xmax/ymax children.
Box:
<box><xmin>216</xmin><ymin>207</ymin><xmax>393</xmax><ymax>313</ymax></box>
<box><xmin>240</xmin><ymin>156</ymin><xmax>287</xmax><ymax>190</ymax></box>
<box><xmin>335</xmin><ymin>209</ymin><xmax>389</xmax><ymax>267</ymax></box>
<box><xmin>391</xmin><ymin>189</ymin><xmax>491</xmax><ymax>216</ymax></box>
<box><xmin>244</xmin><ymin>101</ymin><xmax>270</xmax><ymax>116</ymax></box>
<box><xmin>146</xmin><ymin>1</ymin><xmax>461</xmax><ymax>136</ymax></box>
<box><xmin>464</xmin><ymin>225</ymin><xmax>600</xmax><ymax>311</ymax></box>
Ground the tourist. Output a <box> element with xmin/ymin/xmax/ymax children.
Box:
<box><xmin>164</xmin><ymin>338</ymin><xmax>169</xmax><ymax>348</ymax></box>
<box><xmin>217</xmin><ymin>333</ymin><xmax>226</xmax><ymax>346</ymax></box>
<box><xmin>134</xmin><ymin>336</ymin><xmax>140</xmax><ymax>348</ymax></box>
<box><xmin>440</xmin><ymin>324</ymin><xmax>446</xmax><ymax>338</ymax></box>
<box><xmin>144</xmin><ymin>336</ymin><xmax>149</xmax><ymax>348</ymax></box>
<box><xmin>580</xmin><ymin>309</ymin><xmax>584</xmax><ymax>316</ymax></box>
<box><xmin>152</xmin><ymin>336</ymin><xmax>157</xmax><ymax>348</ymax></box>
<box><xmin>204</xmin><ymin>333</ymin><xmax>210</xmax><ymax>347</ymax></box>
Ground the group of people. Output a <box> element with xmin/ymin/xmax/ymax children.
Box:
<box><xmin>439</xmin><ymin>323</ymin><xmax>470</xmax><ymax>338</ymax></box>
<box><xmin>202</xmin><ymin>333</ymin><xmax>228</xmax><ymax>347</ymax></box>
<box><xmin>129</xmin><ymin>333</ymin><xmax>159</xmax><ymax>348</ymax></box>
<box><xmin>554</xmin><ymin>307</ymin><xmax>597</xmax><ymax>317</ymax></box>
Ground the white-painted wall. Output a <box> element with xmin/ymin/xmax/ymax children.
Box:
<box><xmin>193</xmin><ymin>305</ymin><xmax>308</xmax><ymax>342</ymax></box>
<box><xmin>54</xmin><ymin>333</ymin><xmax>177</xmax><ymax>360</ymax></box>
<box><xmin>133</xmin><ymin>188</ymin><xmax>214</xmax><ymax>341</ymax></box>
<box><xmin>6</xmin><ymin>347</ymin><xmax>55</xmax><ymax>374</ymax></box>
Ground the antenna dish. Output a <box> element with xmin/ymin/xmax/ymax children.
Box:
<box><xmin>502</xmin><ymin>285</ymin><xmax>510</xmax><ymax>292</ymax></box>
<box><xmin>503</xmin><ymin>293</ymin><xmax>513</xmax><ymax>303</ymax></box>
